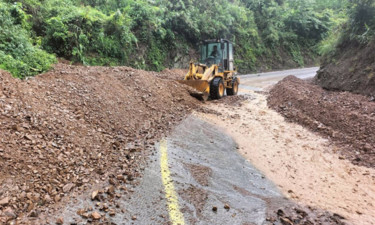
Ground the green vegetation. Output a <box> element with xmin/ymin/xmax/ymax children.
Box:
<box><xmin>0</xmin><ymin>1</ymin><xmax>56</xmax><ymax>78</ymax></box>
<box><xmin>0</xmin><ymin>0</ymin><xmax>351</xmax><ymax>77</ymax></box>
<box><xmin>318</xmin><ymin>0</ymin><xmax>375</xmax><ymax>59</ymax></box>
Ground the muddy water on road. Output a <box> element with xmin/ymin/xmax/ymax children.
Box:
<box><xmin>165</xmin><ymin>116</ymin><xmax>282</xmax><ymax>224</ymax></box>
<box><xmin>46</xmin><ymin>116</ymin><xmax>285</xmax><ymax>225</ymax></box>
<box><xmin>198</xmin><ymin>93</ymin><xmax>375</xmax><ymax>225</ymax></box>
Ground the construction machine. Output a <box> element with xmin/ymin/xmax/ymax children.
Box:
<box><xmin>179</xmin><ymin>39</ymin><xmax>239</xmax><ymax>101</ymax></box>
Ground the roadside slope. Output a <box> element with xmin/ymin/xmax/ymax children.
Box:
<box><xmin>316</xmin><ymin>40</ymin><xmax>375</xmax><ymax>96</ymax></box>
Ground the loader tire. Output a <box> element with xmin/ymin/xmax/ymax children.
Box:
<box><xmin>210</xmin><ymin>77</ymin><xmax>225</xmax><ymax>99</ymax></box>
<box><xmin>227</xmin><ymin>77</ymin><xmax>239</xmax><ymax>96</ymax></box>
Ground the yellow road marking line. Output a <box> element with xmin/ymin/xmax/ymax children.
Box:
<box><xmin>160</xmin><ymin>139</ymin><xmax>185</xmax><ymax>225</ymax></box>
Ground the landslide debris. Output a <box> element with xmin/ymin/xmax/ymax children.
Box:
<box><xmin>268</xmin><ymin>76</ymin><xmax>375</xmax><ymax>168</ymax></box>
<box><xmin>0</xmin><ymin>63</ymin><xmax>199</xmax><ymax>223</ymax></box>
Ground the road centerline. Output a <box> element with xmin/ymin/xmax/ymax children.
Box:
<box><xmin>160</xmin><ymin>139</ymin><xmax>185</xmax><ymax>225</ymax></box>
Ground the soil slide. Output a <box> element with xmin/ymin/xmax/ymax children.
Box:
<box><xmin>268</xmin><ymin>76</ymin><xmax>375</xmax><ymax>168</ymax></box>
<box><xmin>198</xmin><ymin>94</ymin><xmax>375</xmax><ymax>225</ymax></box>
<box><xmin>0</xmin><ymin>63</ymin><xmax>199</xmax><ymax>223</ymax></box>
<box><xmin>316</xmin><ymin>40</ymin><xmax>375</xmax><ymax>96</ymax></box>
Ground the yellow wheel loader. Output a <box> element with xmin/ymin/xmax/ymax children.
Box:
<box><xmin>179</xmin><ymin>39</ymin><xmax>240</xmax><ymax>101</ymax></box>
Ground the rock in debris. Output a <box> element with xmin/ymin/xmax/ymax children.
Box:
<box><xmin>212</xmin><ymin>206</ymin><xmax>218</xmax><ymax>212</ymax></box>
<box><xmin>91</xmin><ymin>211</ymin><xmax>101</xmax><ymax>220</ymax></box>
<box><xmin>91</xmin><ymin>190</ymin><xmax>99</xmax><ymax>200</ymax></box>
<box><xmin>280</xmin><ymin>217</ymin><xmax>293</xmax><ymax>225</ymax></box>
<box><xmin>0</xmin><ymin>197</ymin><xmax>9</xmax><ymax>206</ymax></box>
<box><xmin>3</xmin><ymin>207</ymin><xmax>16</xmax><ymax>219</ymax></box>
<box><xmin>224</xmin><ymin>204</ymin><xmax>230</xmax><ymax>210</ymax></box>
<box><xmin>109</xmin><ymin>209</ymin><xmax>116</xmax><ymax>217</ymax></box>
<box><xmin>56</xmin><ymin>217</ymin><xmax>64</xmax><ymax>225</ymax></box>
<box><xmin>62</xmin><ymin>183</ymin><xmax>74</xmax><ymax>193</ymax></box>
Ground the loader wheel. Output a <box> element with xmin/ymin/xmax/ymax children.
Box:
<box><xmin>227</xmin><ymin>78</ymin><xmax>239</xmax><ymax>96</ymax></box>
<box><xmin>210</xmin><ymin>77</ymin><xmax>225</xmax><ymax>99</ymax></box>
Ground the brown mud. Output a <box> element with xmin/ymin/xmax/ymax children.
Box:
<box><xmin>198</xmin><ymin>93</ymin><xmax>375</xmax><ymax>225</ymax></box>
<box><xmin>268</xmin><ymin>75</ymin><xmax>375</xmax><ymax>168</ymax></box>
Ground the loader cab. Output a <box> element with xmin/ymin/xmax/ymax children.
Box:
<box><xmin>200</xmin><ymin>39</ymin><xmax>234</xmax><ymax>72</ymax></box>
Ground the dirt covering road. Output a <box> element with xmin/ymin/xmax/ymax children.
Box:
<box><xmin>0</xmin><ymin>63</ymin><xmax>199</xmax><ymax>224</ymax></box>
<box><xmin>200</xmin><ymin>94</ymin><xmax>375</xmax><ymax>225</ymax></box>
<box><xmin>268</xmin><ymin>76</ymin><xmax>375</xmax><ymax>168</ymax></box>
<box><xmin>196</xmin><ymin>71</ymin><xmax>375</xmax><ymax>225</ymax></box>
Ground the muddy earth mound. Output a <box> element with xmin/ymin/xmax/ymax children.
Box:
<box><xmin>268</xmin><ymin>76</ymin><xmax>375</xmax><ymax>168</ymax></box>
<box><xmin>316</xmin><ymin>40</ymin><xmax>375</xmax><ymax>96</ymax></box>
<box><xmin>160</xmin><ymin>68</ymin><xmax>188</xmax><ymax>80</ymax></box>
<box><xmin>0</xmin><ymin>64</ymin><xmax>199</xmax><ymax>223</ymax></box>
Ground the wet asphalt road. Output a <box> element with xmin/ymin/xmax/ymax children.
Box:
<box><xmin>51</xmin><ymin>116</ymin><xmax>285</xmax><ymax>225</ymax></box>
<box><xmin>239</xmin><ymin>67</ymin><xmax>319</xmax><ymax>91</ymax></box>
<box><xmin>116</xmin><ymin>116</ymin><xmax>284</xmax><ymax>224</ymax></box>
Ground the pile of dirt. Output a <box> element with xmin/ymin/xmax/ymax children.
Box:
<box><xmin>160</xmin><ymin>68</ymin><xmax>188</xmax><ymax>81</ymax></box>
<box><xmin>0</xmin><ymin>63</ymin><xmax>200</xmax><ymax>223</ymax></box>
<box><xmin>268</xmin><ymin>76</ymin><xmax>375</xmax><ymax>168</ymax></box>
<box><xmin>266</xmin><ymin>202</ymin><xmax>347</xmax><ymax>225</ymax></box>
<box><xmin>316</xmin><ymin>40</ymin><xmax>375</xmax><ymax>96</ymax></box>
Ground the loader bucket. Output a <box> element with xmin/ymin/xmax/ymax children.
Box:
<box><xmin>178</xmin><ymin>80</ymin><xmax>210</xmax><ymax>101</ymax></box>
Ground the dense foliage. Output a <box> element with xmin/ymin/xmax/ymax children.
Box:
<box><xmin>0</xmin><ymin>0</ymin><xmax>349</xmax><ymax>77</ymax></box>
<box><xmin>318</xmin><ymin>0</ymin><xmax>375</xmax><ymax>59</ymax></box>
<box><xmin>0</xmin><ymin>1</ymin><xmax>56</xmax><ymax>78</ymax></box>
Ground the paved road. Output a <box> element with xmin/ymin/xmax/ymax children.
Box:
<box><xmin>121</xmin><ymin>116</ymin><xmax>283</xmax><ymax>224</ymax></box>
<box><xmin>239</xmin><ymin>67</ymin><xmax>319</xmax><ymax>91</ymax></box>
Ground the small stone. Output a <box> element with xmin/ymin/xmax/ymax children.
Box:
<box><xmin>44</xmin><ymin>194</ymin><xmax>52</xmax><ymax>203</ymax></box>
<box><xmin>109</xmin><ymin>178</ymin><xmax>116</xmax><ymax>185</ymax></box>
<box><xmin>82</xmin><ymin>213</ymin><xmax>90</xmax><ymax>218</ymax></box>
<box><xmin>132</xmin><ymin>215</ymin><xmax>137</xmax><ymax>220</ymax></box>
<box><xmin>91</xmin><ymin>190</ymin><xmax>99</xmax><ymax>200</ymax></box>
<box><xmin>109</xmin><ymin>210</ymin><xmax>116</xmax><ymax>216</ymax></box>
<box><xmin>107</xmin><ymin>186</ymin><xmax>115</xmax><ymax>195</ymax></box>
<box><xmin>91</xmin><ymin>211</ymin><xmax>101</xmax><ymax>220</ymax></box>
<box><xmin>280</xmin><ymin>217</ymin><xmax>293</xmax><ymax>225</ymax></box>
<box><xmin>0</xmin><ymin>197</ymin><xmax>9</xmax><ymax>206</ymax></box>
<box><xmin>212</xmin><ymin>206</ymin><xmax>217</xmax><ymax>212</ymax></box>
<box><xmin>54</xmin><ymin>195</ymin><xmax>61</xmax><ymax>202</ymax></box>
<box><xmin>3</xmin><ymin>207</ymin><xmax>16</xmax><ymax>219</ymax></box>
<box><xmin>63</xmin><ymin>183</ymin><xmax>74</xmax><ymax>193</ymax></box>
<box><xmin>56</xmin><ymin>217</ymin><xmax>64</xmax><ymax>225</ymax></box>
<box><xmin>224</xmin><ymin>204</ymin><xmax>230</xmax><ymax>210</ymax></box>
<box><xmin>29</xmin><ymin>210</ymin><xmax>39</xmax><ymax>217</ymax></box>
<box><xmin>76</xmin><ymin>209</ymin><xmax>85</xmax><ymax>216</ymax></box>
<box><xmin>116</xmin><ymin>175</ymin><xmax>124</xmax><ymax>181</ymax></box>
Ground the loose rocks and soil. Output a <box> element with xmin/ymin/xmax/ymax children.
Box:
<box><xmin>0</xmin><ymin>63</ymin><xmax>200</xmax><ymax>224</ymax></box>
<box><xmin>268</xmin><ymin>75</ymin><xmax>375</xmax><ymax>168</ymax></box>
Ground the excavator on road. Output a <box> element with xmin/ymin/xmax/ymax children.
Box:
<box><xmin>179</xmin><ymin>39</ymin><xmax>239</xmax><ymax>101</ymax></box>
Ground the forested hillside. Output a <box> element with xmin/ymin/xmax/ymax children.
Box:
<box><xmin>0</xmin><ymin>0</ymin><xmax>346</xmax><ymax>78</ymax></box>
<box><xmin>316</xmin><ymin>0</ymin><xmax>375</xmax><ymax>96</ymax></box>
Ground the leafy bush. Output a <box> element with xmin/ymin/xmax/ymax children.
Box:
<box><xmin>0</xmin><ymin>1</ymin><xmax>56</xmax><ymax>78</ymax></box>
